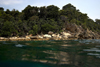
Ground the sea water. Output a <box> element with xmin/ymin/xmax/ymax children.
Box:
<box><xmin>0</xmin><ymin>39</ymin><xmax>100</xmax><ymax>67</ymax></box>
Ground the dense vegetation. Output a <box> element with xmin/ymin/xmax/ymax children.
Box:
<box><xmin>0</xmin><ymin>3</ymin><xmax>100</xmax><ymax>37</ymax></box>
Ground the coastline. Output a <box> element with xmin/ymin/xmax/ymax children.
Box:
<box><xmin>0</xmin><ymin>36</ymin><xmax>77</xmax><ymax>41</ymax></box>
<box><xmin>0</xmin><ymin>36</ymin><xmax>96</xmax><ymax>41</ymax></box>
<box><xmin>0</xmin><ymin>30</ymin><xmax>100</xmax><ymax>41</ymax></box>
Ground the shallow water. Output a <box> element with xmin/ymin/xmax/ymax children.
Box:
<box><xmin>0</xmin><ymin>39</ymin><xmax>100</xmax><ymax>67</ymax></box>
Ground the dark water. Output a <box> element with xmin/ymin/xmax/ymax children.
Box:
<box><xmin>0</xmin><ymin>39</ymin><xmax>100</xmax><ymax>67</ymax></box>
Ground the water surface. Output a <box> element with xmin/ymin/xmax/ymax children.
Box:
<box><xmin>0</xmin><ymin>39</ymin><xmax>100</xmax><ymax>67</ymax></box>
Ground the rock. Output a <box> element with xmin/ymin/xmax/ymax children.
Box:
<box><xmin>9</xmin><ymin>37</ymin><xmax>17</xmax><ymax>39</ymax></box>
<box><xmin>61</xmin><ymin>32</ymin><xmax>71</xmax><ymax>36</ymax></box>
<box><xmin>60</xmin><ymin>32</ymin><xmax>72</xmax><ymax>40</ymax></box>
<box><xmin>43</xmin><ymin>34</ymin><xmax>51</xmax><ymax>38</ymax></box>
<box><xmin>52</xmin><ymin>34</ymin><xmax>57</xmax><ymax>37</ymax></box>
<box><xmin>25</xmin><ymin>36</ymin><xmax>30</xmax><ymax>39</ymax></box>
<box><xmin>56</xmin><ymin>34</ymin><xmax>60</xmax><ymax>38</ymax></box>
<box><xmin>59</xmin><ymin>36</ymin><xmax>62</xmax><ymax>39</ymax></box>
<box><xmin>65</xmin><ymin>22</ymin><xmax>84</xmax><ymax>33</ymax></box>
<box><xmin>48</xmin><ymin>31</ymin><xmax>53</xmax><ymax>35</ymax></box>
<box><xmin>38</xmin><ymin>35</ymin><xmax>43</xmax><ymax>39</ymax></box>
<box><xmin>29</xmin><ymin>34</ymin><xmax>32</xmax><ymax>37</ymax></box>
<box><xmin>64</xmin><ymin>22</ymin><xmax>100</xmax><ymax>39</ymax></box>
<box><xmin>30</xmin><ymin>36</ymin><xmax>38</xmax><ymax>39</ymax></box>
<box><xmin>51</xmin><ymin>34</ymin><xmax>61</xmax><ymax>40</ymax></box>
<box><xmin>0</xmin><ymin>37</ymin><xmax>5</xmax><ymax>40</ymax></box>
<box><xmin>77</xmin><ymin>28</ymin><xmax>100</xmax><ymax>39</ymax></box>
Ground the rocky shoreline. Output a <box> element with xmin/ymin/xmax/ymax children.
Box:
<box><xmin>0</xmin><ymin>30</ymin><xmax>100</xmax><ymax>41</ymax></box>
<box><xmin>0</xmin><ymin>22</ymin><xmax>100</xmax><ymax>41</ymax></box>
<box><xmin>0</xmin><ymin>32</ymin><xmax>75</xmax><ymax>41</ymax></box>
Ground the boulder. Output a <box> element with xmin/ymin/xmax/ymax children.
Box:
<box><xmin>43</xmin><ymin>34</ymin><xmax>51</xmax><ymax>38</ymax></box>
<box><xmin>51</xmin><ymin>34</ymin><xmax>61</xmax><ymax>40</ymax></box>
<box><xmin>65</xmin><ymin>22</ymin><xmax>84</xmax><ymax>33</ymax></box>
<box><xmin>38</xmin><ymin>35</ymin><xmax>43</xmax><ymax>39</ymax></box>
<box><xmin>52</xmin><ymin>34</ymin><xmax>57</xmax><ymax>37</ymax></box>
<box><xmin>25</xmin><ymin>36</ymin><xmax>30</xmax><ymax>39</ymax></box>
<box><xmin>77</xmin><ymin>29</ymin><xmax>100</xmax><ymax>39</ymax></box>
<box><xmin>65</xmin><ymin>23</ymin><xmax>76</xmax><ymax>33</ymax></box>
<box><xmin>56</xmin><ymin>34</ymin><xmax>60</xmax><ymax>38</ymax></box>
<box><xmin>61</xmin><ymin>32</ymin><xmax>71</xmax><ymax>36</ymax></box>
<box><xmin>48</xmin><ymin>31</ymin><xmax>53</xmax><ymax>35</ymax></box>
<box><xmin>60</xmin><ymin>32</ymin><xmax>72</xmax><ymax>40</ymax></box>
<box><xmin>30</xmin><ymin>36</ymin><xmax>38</xmax><ymax>39</ymax></box>
<box><xmin>0</xmin><ymin>37</ymin><xmax>5</xmax><ymax>40</ymax></box>
<box><xmin>9</xmin><ymin>37</ymin><xmax>17</xmax><ymax>39</ymax></box>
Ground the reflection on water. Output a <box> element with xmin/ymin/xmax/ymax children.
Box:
<box><xmin>15</xmin><ymin>44</ymin><xmax>26</xmax><ymax>47</ymax></box>
<box><xmin>0</xmin><ymin>39</ymin><xmax>100</xmax><ymax>67</ymax></box>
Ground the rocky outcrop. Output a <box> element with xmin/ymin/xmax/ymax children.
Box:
<box><xmin>0</xmin><ymin>22</ymin><xmax>100</xmax><ymax>41</ymax></box>
<box><xmin>60</xmin><ymin>32</ymin><xmax>71</xmax><ymax>40</ymax></box>
<box><xmin>78</xmin><ymin>29</ymin><xmax>100</xmax><ymax>39</ymax></box>
<box><xmin>65</xmin><ymin>23</ymin><xmax>84</xmax><ymax>33</ymax></box>
<box><xmin>65</xmin><ymin>22</ymin><xmax>100</xmax><ymax>39</ymax></box>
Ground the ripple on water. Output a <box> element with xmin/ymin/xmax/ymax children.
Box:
<box><xmin>79</xmin><ymin>39</ymin><xmax>100</xmax><ymax>44</ymax></box>
<box><xmin>83</xmin><ymin>46</ymin><xmax>100</xmax><ymax>58</ymax></box>
<box><xmin>83</xmin><ymin>47</ymin><xmax>100</xmax><ymax>52</ymax></box>
<box><xmin>15</xmin><ymin>44</ymin><xmax>26</xmax><ymax>47</ymax></box>
<box><xmin>87</xmin><ymin>53</ymin><xmax>100</xmax><ymax>56</ymax></box>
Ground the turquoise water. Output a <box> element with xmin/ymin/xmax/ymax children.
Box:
<box><xmin>0</xmin><ymin>40</ymin><xmax>100</xmax><ymax>67</ymax></box>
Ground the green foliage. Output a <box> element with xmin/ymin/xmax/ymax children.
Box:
<box><xmin>0</xmin><ymin>21</ymin><xmax>17</xmax><ymax>37</ymax></box>
<box><xmin>0</xmin><ymin>7</ymin><xmax>4</xmax><ymax>11</ymax></box>
<box><xmin>41</xmin><ymin>23</ymin><xmax>55</xmax><ymax>33</ymax></box>
<box><xmin>39</xmin><ymin>6</ymin><xmax>47</xmax><ymax>18</ymax></box>
<box><xmin>28</xmin><ymin>25</ymin><xmax>38</xmax><ymax>35</ymax></box>
<box><xmin>46</xmin><ymin>5</ymin><xmax>59</xmax><ymax>20</ymax></box>
<box><xmin>29</xmin><ymin>16</ymin><xmax>39</xmax><ymax>21</ymax></box>
<box><xmin>29</xmin><ymin>30</ymin><xmax>34</xmax><ymax>35</ymax></box>
<box><xmin>0</xmin><ymin>4</ymin><xmax>100</xmax><ymax>37</ymax></box>
<box><xmin>22</xmin><ymin>5</ymin><xmax>39</xmax><ymax>20</ymax></box>
<box><xmin>33</xmin><ymin>25</ymin><xmax>38</xmax><ymax>35</ymax></box>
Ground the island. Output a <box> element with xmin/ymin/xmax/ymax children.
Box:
<box><xmin>0</xmin><ymin>3</ymin><xmax>100</xmax><ymax>41</ymax></box>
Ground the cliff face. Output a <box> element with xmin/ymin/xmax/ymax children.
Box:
<box><xmin>65</xmin><ymin>22</ymin><xmax>100</xmax><ymax>39</ymax></box>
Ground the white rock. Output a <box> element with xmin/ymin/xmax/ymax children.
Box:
<box><xmin>9</xmin><ymin>37</ymin><xmax>17</xmax><ymax>39</ymax></box>
<box><xmin>59</xmin><ymin>36</ymin><xmax>62</xmax><ymax>39</ymax></box>
<box><xmin>52</xmin><ymin>34</ymin><xmax>57</xmax><ymax>37</ymax></box>
<box><xmin>43</xmin><ymin>34</ymin><xmax>51</xmax><ymax>38</ymax></box>
<box><xmin>0</xmin><ymin>37</ymin><xmax>5</xmax><ymax>40</ymax></box>
<box><xmin>56</xmin><ymin>34</ymin><xmax>60</xmax><ymax>38</ymax></box>
<box><xmin>38</xmin><ymin>35</ymin><xmax>43</xmax><ymax>39</ymax></box>
<box><xmin>62</xmin><ymin>32</ymin><xmax>71</xmax><ymax>36</ymax></box>
<box><xmin>25</xmin><ymin>36</ymin><xmax>30</xmax><ymax>39</ymax></box>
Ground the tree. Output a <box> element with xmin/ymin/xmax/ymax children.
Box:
<box><xmin>0</xmin><ymin>21</ymin><xmax>17</xmax><ymax>37</ymax></box>
<box><xmin>22</xmin><ymin>5</ymin><xmax>39</xmax><ymax>20</ymax></box>
<box><xmin>0</xmin><ymin>7</ymin><xmax>4</xmax><ymax>11</ymax></box>
<box><xmin>5</xmin><ymin>9</ymin><xmax>10</xmax><ymax>14</ymax></box>
<box><xmin>39</xmin><ymin>6</ymin><xmax>47</xmax><ymax>18</ymax></box>
<box><xmin>46</xmin><ymin>5</ymin><xmax>59</xmax><ymax>20</ymax></box>
<box><xmin>62</xmin><ymin>3</ymin><xmax>76</xmax><ymax>10</ymax></box>
<box><xmin>29</xmin><ymin>25</ymin><xmax>38</xmax><ymax>35</ymax></box>
<box><xmin>95</xmin><ymin>19</ymin><xmax>100</xmax><ymax>25</ymax></box>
